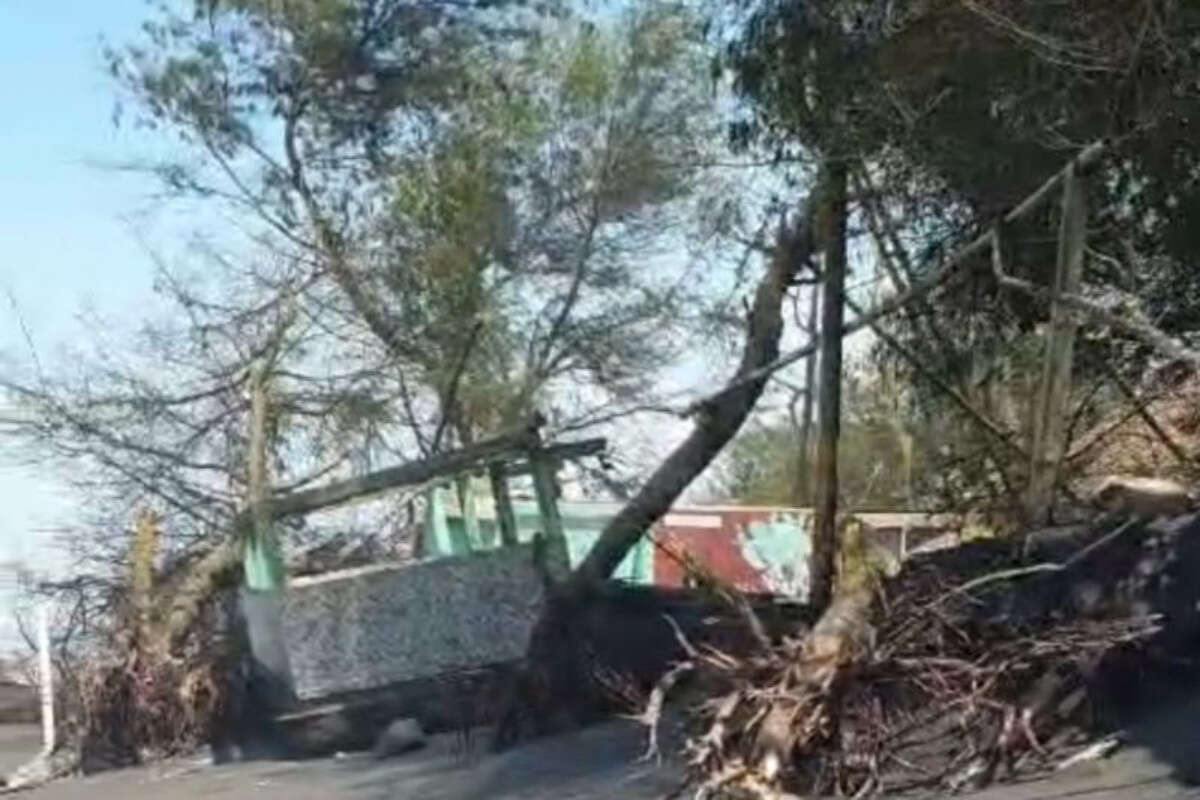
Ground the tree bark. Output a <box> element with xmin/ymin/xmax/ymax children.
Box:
<box><xmin>162</xmin><ymin>541</ymin><xmax>241</xmax><ymax>651</ymax></box>
<box><xmin>809</xmin><ymin>160</ymin><xmax>849</xmax><ymax>614</ymax></box>
<box><xmin>494</xmin><ymin>201</ymin><xmax>816</xmax><ymax>750</ymax></box>
<box><xmin>571</xmin><ymin>207</ymin><xmax>815</xmax><ymax>589</ymax></box>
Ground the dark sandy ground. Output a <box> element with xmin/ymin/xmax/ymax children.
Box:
<box><xmin>3</xmin><ymin>689</ymin><xmax>1199</xmax><ymax>800</ymax></box>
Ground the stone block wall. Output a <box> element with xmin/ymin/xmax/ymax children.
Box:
<box><xmin>281</xmin><ymin>539</ymin><xmax>566</xmax><ymax>701</ymax></box>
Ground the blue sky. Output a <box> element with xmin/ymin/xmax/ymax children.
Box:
<box><xmin>0</xmin><ymin>2</ymin><xmax>171</xmax><ymax>620</ymax></box>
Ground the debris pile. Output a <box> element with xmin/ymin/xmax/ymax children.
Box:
<box><xmin>643</xmin><ymin>509</ymin><xmax>1200</xmax><ymax>798</ymax></box>
<box><xmin>69</xmin><ymin>634</ymin><xmax>236</xmax><ymax>772</ymax></box>
<box><xmin>52</xmin><ymin>511</ymin><xmax>240</xmax><ymax>776</ymax></box>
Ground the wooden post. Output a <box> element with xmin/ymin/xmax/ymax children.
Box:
<box><xmin>489</xmin><ymin>463</ymin><xmax>520</xmax><ymax>546</ymax></box>
<box><xmin>792</xmin><ymin>286</ymin><xmax>820</xmax><ymax>506</ymax></box>
<box><xmin>36</xmin><ymin>603</ymin><xmax>54</xmax><ymax>755</ymax></box>
<box><xmin>1027</xmin><ymin>164</ymin><xmax>1088</xmax><ymax>524</ymax></box>
<box><xmin>423</xmin><ymin>484</ymin><xmax>455</xmax><ymax>557</ymax></box>
<box><xmin>809</xmin><ymin>160</ymin><xmax>849</xmax><ymax>612</ymax></box>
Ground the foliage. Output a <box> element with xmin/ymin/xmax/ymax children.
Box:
<box><xmin>714</xmin><ymin>356</ymin><xmax>925</xmax><ymax>511</ymax></box>
<box><xmin>653</xmin><ymin>519</ymin><xmax>1163</xmax><ymax>798</ymax></box>
<box><xmin>98</xmin><ymin>0</ymin><xmax>724</xmax><ymax>454</ymax></box>
<box><xmin>716</xmin><ymin>0</ymin><xmax>1200</xmax><ymax>512</ymax></box>
<box><xmin>70</xmin><ymin>631</ymin><xmax>234</xmax><ymax>770</ymax></box>
<box><xmin>7</xmin><ymin>511</ymin><xmax>237</xmax><ymax>771</ymax></box>
<box><xmin>0</xmin><ymin>0</ymin><xmax>745</xmax><ymax>612</ymax></box>
<box><xmin>368</xmin><ymin>1</ymin><xmax>722</xmax><ymax>440</ymax></box>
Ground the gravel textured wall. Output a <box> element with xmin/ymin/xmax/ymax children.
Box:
<box><xmin>281</xmin><ymin>540</ymin><xmax>567</xmax><ymax>701</ymax></box>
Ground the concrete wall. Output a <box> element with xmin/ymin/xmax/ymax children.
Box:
<box><xmin>281</xmin><ymin>538</ymin><xmax>568</xmax><ymax>701</ymax></box>
<box><xmin>0</xmin><ymin>681</ymin><xmax>37</xmax><ymax>724</ymax></box>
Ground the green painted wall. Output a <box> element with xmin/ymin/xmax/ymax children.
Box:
<box><xmin>428</xmin><ymin>489</ymin><xmax>653</xmax><ymax>584</ymax></box>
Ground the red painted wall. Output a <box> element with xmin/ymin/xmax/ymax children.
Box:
<box><xmin>650</xmin><ymin>508</ymin><xmax>961</xmax><ymax>593</ymax></box>
<box><xmin>650</xmin><ymin>508</ymin><xmax>800</xmax><ymax>592</ymax></box>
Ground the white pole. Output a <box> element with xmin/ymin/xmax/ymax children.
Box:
<box><xmin>36</xmin><ymin>604</ymin><xmax>54</xmax><ymax>755</ymax></box>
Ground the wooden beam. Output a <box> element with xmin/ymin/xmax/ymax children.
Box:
<box><xmin>491</xmin><ymin>438</ymin><xmax>608</xmax><ymax>477</ymax></box>
<box><xmin>1027</xmin><ymin>163</ymin><xmax>1088</xmax><ymax>524</ymax></box>
<box><xmin>265</xmin><ymin>424</ymin><xmax>541</xmax><ymax>520</ymax></box>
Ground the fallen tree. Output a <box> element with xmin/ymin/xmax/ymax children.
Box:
<box><xmin>640</xmin><ymin>507</ymin><xmax>1200</xmax><ymax>798</ymax></box>
<box><xmin>491</xmin><ymin>202</ymin><xmax>817</xmax><ymax>749</ymax></box>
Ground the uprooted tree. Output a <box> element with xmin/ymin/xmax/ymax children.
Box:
<box><xmin>3</xmin><ymin>0</ymin><xmax>739</xmax><ymax>630</ymax></box>
<box><xmin>571</xmin><ymin>0</ymin><xmax>1200</xmax><ymax>791</ymax></box>
<box><xmin>491</xmin><ymin>193</ymin><xmax>818</xmax><ymax>748</ymax></box>
<box><xmin>0</xmin><ymin>0</ymin><xmax>789</xmax><ymax>766</ymax></box>
<box><xmin>568</xmin><ymin>133</ymin><xmax>1200</xmax><ymax>794</ymax></box>
<box><xmin>490</xmin><ymin>0</ymin><xmax>1200</xmax><ymax>773</ymax></box>
<box><xmin>8</xmin><ymin>1</ymin><xmax>1200</xmax><ymax>792</ymax></box>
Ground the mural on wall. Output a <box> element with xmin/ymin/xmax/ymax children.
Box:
<box><xmin>735</xmin><ymin>512</ymin><xmax>813</xmax><ymax>597</ymax></box>
<box><xmin>650</xmin><ymin>508</ymin><xmax>814</xmax><ymax>596</ymax></box>
<box><xmin>428</xmin><ymin>489</ymin><xmax>965</xmax><ymax>597</ymax></box>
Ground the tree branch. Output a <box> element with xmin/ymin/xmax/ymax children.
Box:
<box><xmin>989</xmin><ymin>229</ymin><xmax>1200</xmax><ymax>371</ymax></box>
<box><xmin>682</xmin><ymin>140</ymin><xmax>1107</xmax><ymax>417</ymax></box>
<box><xmin>571</xmin><ymin>200</ymin><xmax>815</xmax><ymax>588</ymax></box>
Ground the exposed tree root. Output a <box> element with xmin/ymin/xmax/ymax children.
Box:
<box><xmin>639</xmin><ymin>513</ymin><xmax>1185</xmax><ymax>798</ymax></box>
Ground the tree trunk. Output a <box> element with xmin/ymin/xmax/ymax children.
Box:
<box><xmin>808</xmin><ymin>161</ymin><xmax>849</xmax><ymax>613</ymax></box>
<box><xmin>571</xmin><ymin>208</ymin><xmax>814</xmax><ymax>589</ymax></box>
<box><xmin>162</xmin><ymin>542</ymin><xmax>241</xmax><ymax>651</ymax></box>
<box><xmin>494</xmin><ymin>201</ymin><xmax>816</xmax><ymax>750</ymax></box>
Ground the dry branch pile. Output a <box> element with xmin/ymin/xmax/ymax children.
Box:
<box><xmin>69</xmin><ymin>633</ymin><xmax>236</xmax><ymax>772</ymax></box>
<box><xmin>1072</xmin><ymin>373</ymin><xmax>1200</xmax><ymax>487</ymax></box>
<box><xmin>644</xmin><ymin>511</ymin><xmax>1200</xmax><ymax>798</ymax></box>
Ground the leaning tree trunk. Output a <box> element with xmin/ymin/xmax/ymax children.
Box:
<box><xmin>493</xmin><ymin>200</ymin><xmax>817</xmax><ymax>749</ymax></box>
<box><xmin>572</xmin><ymin>210</ymin><xmax>814</xmax><ymax>588</ymax></box>
<box><xmin>808</xmin><ymin>160</ymin><xmax>849</xmax><ymax>613</ymax></box>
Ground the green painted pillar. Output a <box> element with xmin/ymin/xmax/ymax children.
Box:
<box><xmin>241</xmin><ymin>360</ymin><xmax>293</xmax><ymax>712</ymax></box>
<box><xmin>456</xmin><ymin>474</ymin><xmax>483</xmax><ymax>550</ymax></box>
<box><xmin>244</xmin><ymin>360</ymin><xmax>285</xmax><ymax>591</ymax></box>
<box><xmin>424</xmin><ymin>485</ymin><xmax>454</xmax><ymax>557</ymax></box>
<box><xmin>424</xmin><ymin>484</ymin><xmax>474</xmax><ymax>557</ymax></box>
<box><xmin>243</xmin><ymin>525</ymin><xmax>286</xmax><ymax>591</ymax></box>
